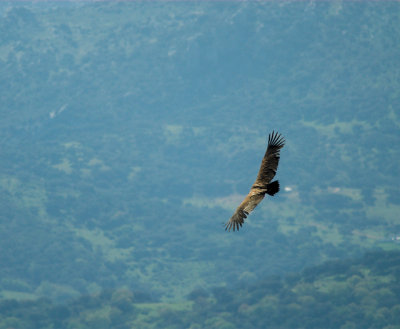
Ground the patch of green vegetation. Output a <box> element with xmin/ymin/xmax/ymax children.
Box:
<box><xmin>377</xmin><ymin>241</ymin><xmax>400</xmax><ymax>251</ymax></box>
<box><xmin>0</xmin><ymin>291</ymin><xmax>36</xmax><ymax>301</ymax></box>
<box><xmin>301</xmin><ymin>119</ymin><xmax>372</xmax><ymax>138</ymax></box>
<box><xmin>52</xmin><ymin>158</ymin><xmax>73</xmax><ymax>174</ymax></box>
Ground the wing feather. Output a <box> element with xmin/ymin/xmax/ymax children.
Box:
<box><xmin>254</xmin><ymin>131</ymin><xmax>285</xmax><ymax>186</ymax></box>
<box><xmin>225</xmin><ymin>192</ymin><xmax>265</xmax><ymax>232</ymax></box>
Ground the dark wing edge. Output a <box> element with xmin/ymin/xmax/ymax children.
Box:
<box><xmin>255</xmin><ymin>131</ymin><xmax>285</xmax><ymax>184</ymax></box>
<box><xmin>225</xmin><ymin>192</ymin><xmax>265</xmax><ymax>232</ymax></box>
<box><xmin>225</xmin><ymin>209</ymin><xmax>248</xmax><ymax>232</ymax></box>
<box><xmin>267</xmin><ymin>130</ymin><xmax>285</xmax><ymax>153</ymax></box>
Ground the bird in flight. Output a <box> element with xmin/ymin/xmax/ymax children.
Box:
<box><xmin>225</xmin><ymin>131</ymin><xmax>285</xmax><ymax>232</ymax></box>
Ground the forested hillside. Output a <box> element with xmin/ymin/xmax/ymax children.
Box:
<box><xmin>0</xmin><ymin>251</ymin><xmax>399</xmax><ymax>329</ymax></box>
<box><xmin>0</xmin><ymin>0</ymin><xmax>399</xmax><ymax>306</ymax></box>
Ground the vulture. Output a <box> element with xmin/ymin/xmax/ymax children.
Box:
<box><xmin>225</xmin><ymin>131</ymin><xmax>285</xmax><ymax>232</ymax></box>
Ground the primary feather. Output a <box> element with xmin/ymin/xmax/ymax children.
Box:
<box><xmin>225</xmin><ymin>131</ymin><xmax>285</xmax><ymax>232</ymax></box>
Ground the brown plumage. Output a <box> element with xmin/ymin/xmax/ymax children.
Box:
<box><xmin>225</xmin><ymin>131</ymin><xmax>285</xmax><ymax>232</ymax></box>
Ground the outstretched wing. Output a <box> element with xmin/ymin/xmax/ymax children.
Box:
<box><xmin>254</xmin><ymin>131</ymin><xmax>285</xmax><ymax>186</ymax></box>
<box><xmin>225</xmin><ymin>191</ymin><xmax>265</xmax><ymax>232</ymax></box>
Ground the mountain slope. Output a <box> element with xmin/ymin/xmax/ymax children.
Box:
<box><xmin>0</xmin><ymin>1</ymin><xmax>399</xmax><ymax>301</ymax></box>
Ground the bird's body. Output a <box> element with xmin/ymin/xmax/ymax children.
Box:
<box><xmin>225</xmin><ymin>131</ymin><xmax>285</xmax><ymax>232</ymax></box>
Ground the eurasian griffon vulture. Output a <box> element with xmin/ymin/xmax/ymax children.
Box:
<box><xmin>225</xmin><ymin>131</ymin><xmax>285</xmax><ymax>232</ymax></box>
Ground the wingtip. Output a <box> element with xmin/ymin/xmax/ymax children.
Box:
<box><xmin>224</xmin><ymin>220</ymin><xmax>242</xmax><ymax>232</ymax></box>
<box><xmin>268</xmin><ymin>130</ymin><xmax>285</xmax><ymax>148</ymax></box>
<box><xmin>224</xmin><ymin>221</ymin><xmax>232</xmax><ymax>232</ymax></box>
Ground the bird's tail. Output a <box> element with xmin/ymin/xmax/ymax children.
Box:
<box><xmin>266</xmin><ymin>180</ymin><xmax>280</xmax><ymax>196</ymax></box>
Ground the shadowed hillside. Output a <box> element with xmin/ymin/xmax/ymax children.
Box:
<box><xmin>0</xmin><ymin>251</ymin><xmax>399</xmax><ymax>329</ymax></box>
